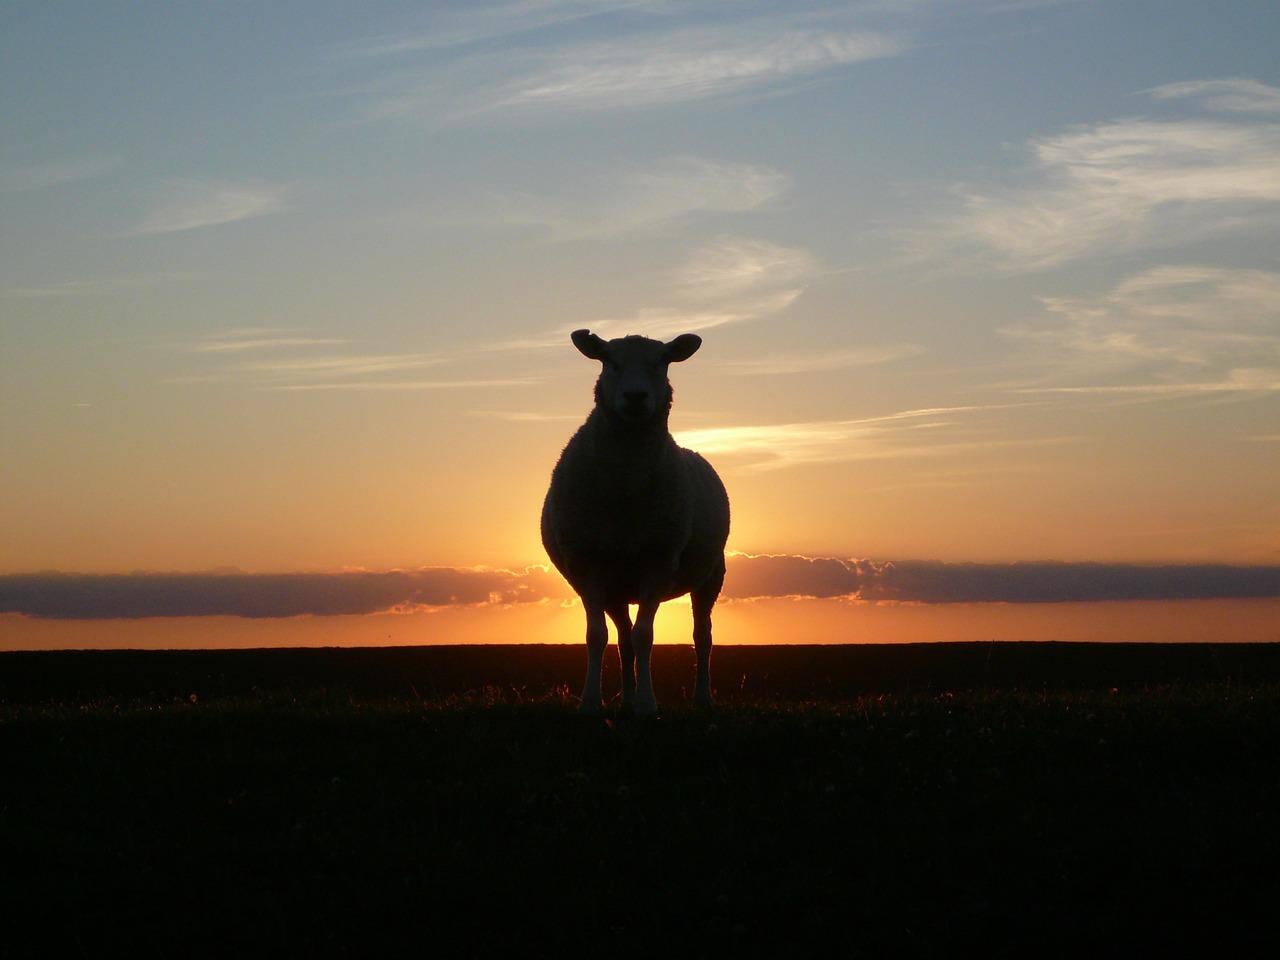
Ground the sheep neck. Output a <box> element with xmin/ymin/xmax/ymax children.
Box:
<box><xmin>584</xmin><ymin>406</ymin><xmax>674</xmax><ymax>463</ymax></box>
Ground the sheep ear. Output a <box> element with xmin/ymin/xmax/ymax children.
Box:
<box><xmin>665</xmin><ymin>333</ymin><xmax>702</xmax><ymax>363</ymax></box>
<box><xmin>571</xmin><ymin>329</ymin><xmax>609</xmax><ymax>361</ymax></box>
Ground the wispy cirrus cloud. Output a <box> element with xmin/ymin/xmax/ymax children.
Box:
<box><xmin>259</xmin><ymin>378</ymin><xmax>540</xmax><ymax>392</ymax></box>
<box><xmin>342</xmin><ymin>0</ymin><xmax>661</xmax><ymax>58</ymax></box>
<box><xmin>168</xmin><ymin>328</ymin><xmax>541</xmax><ymax>394</ymax></box>
<box><xmin>673</xmin><ymin>403</ymin><xmax>1050</xmax><ymax>472</ymax></box>
<box><xmin>190</xmin><ymin>337</ymin><xmax>350</xmax><ymax>353</ymax></box>
<box><xmin>468</xmin><ymin>410</ymin><xmax>581</xmax><ymax>423</ymax></box>
<box><xmin>0</xmin><ymin>155</ymin><xmax>118</xmax><ymax>192</ymax></box>
<box><xmin>229</xmin><ymin>354</ymin><xmax>450</xmax><ymax>378</ymax></box>
<box><xmin>673</xmin><ymin>236</ymin><xmax>814</xmax><ymax>300</ymax></box>
<box><xmin>589</xmin><ymin>301</ymin><xmax>792</xmax><ymax>341</ymax></box>
<box><xmin>475</xmin><ymin>156</ymin><xmax>789</xmax><ymax>240</ymax></box>
<box><xmin>910</xmin><ymin>79</ymin><xmax>1280</xmax><ymax>271</ymax></box>
<box><xmin>719</xmin><ymin>345</ymin><xmax>924</xmax><ymax>375</ymax></box>
<box><xmin>351</xmin><ymin>8</ymin><xmax>904</xmax><ymax>122</ymax></box>
<box><xmin>668</xmin><ymin>235</ymin><xmax>922</xmax><ymax>375</ymax></box>
<box><xmin>187</xmin><ymin>328</ymin><xmax>350</xmax><ymax>353</ymax></box>
<box><xmin>594</xmin><ymin>235</ymin><xmax>812</xmax><ymax>338</ymax></box>
<box><xmin>1013</xmin><ymin>379</ymin><xmax>1280</xmax><ymax>398</ymax></box>
<box><xmin>130</xmin><ymin>179</ymin><xmax>289</xmax><ymax>236</ymax></box>
<box><xmin>665</xmin><ymin>236</ymin><xmax>907</xmax><ymax>366</ymax></box>
<box><xmin>1003</xmin><ymin>265</ymin><xmax>1280</xmax><ymax>399</ymax></box>
<box><xmin>485</xmin><ymin>304</ymin><xmax>773</xmax><ymax>353</ymax></box>
<box><xmin>482</xmin><ymin>230</ymin><xmax>905</xmax><ymax>368</ymax></box>
<box><xmin>486</xmin><ymin>233</ymin><xmax>810</xmax><ymax>352</ymax></box>
<box><xmin>3</xmin><ymin>274</ymin><xmax>181</xmax><ymax>299</ymax></box>
<box><xmin>490</xmin><ymin>23</ymin><xmax>902</xmax><ymax>113</ymax></box>
<box><xmin>173</xmin><ymin>329</ymin><xmax>455</xmax><ymax>390</ymax></box>
<box><xmin>1144</xmin><ymin>78</ymin><xmax>1280</xmax><ymax>114</ymax></box>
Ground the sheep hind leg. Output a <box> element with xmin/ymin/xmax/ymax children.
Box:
<box><xmin>579</xmin><ymin>602</ymin><xmax>608</xmax><ymax>716</ymax></box>
<box><xmin>630</xmin><ymin>600</ymin><xmax>661</xmax><ymax>716</ymax></box>
<box><xmin>691</xmin><ymin>559</ymin><xmax>725</xmax><ymax>709</ymax></box>
<box><xmin>607</xmin><ymin>604</ymin><xmax>635</xmax><ymax>709</ymax></box>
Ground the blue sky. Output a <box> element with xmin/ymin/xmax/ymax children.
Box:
<box><xmin>3</xmin><ymin>0</ymin><xmax>1279</xmax><ymax>582</ymax></box>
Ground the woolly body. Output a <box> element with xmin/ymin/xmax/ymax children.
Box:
<box><xmin>542</xmin><ymin>409</ymin><xmax>728</xmax><ymax>606</ymax></box>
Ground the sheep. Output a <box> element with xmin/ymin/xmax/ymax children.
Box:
<box><xmin>541</xmin><ymin>328</ymin><xmax>730</xmax><ymax>716</ymax></box>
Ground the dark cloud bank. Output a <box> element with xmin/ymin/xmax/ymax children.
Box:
<box><xmin>722</xmin><ymin>556</ymin><xmax>1280</xmax><ymax>604</ymax></box>
<box><xmin>0</xmin><ymin>568</ymin><xmax>569</xmax><ymax>620</ymax></box>
<box><xmin>3</xmin><ymin>557</ymin><xmax>1279</xmax><ymax>620</ymax></box>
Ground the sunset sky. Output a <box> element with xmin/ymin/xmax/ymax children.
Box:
<box><xmin>3</xmin><ymin>1</ymin><xmax>1279</xmax><ymax>648</ymax></box>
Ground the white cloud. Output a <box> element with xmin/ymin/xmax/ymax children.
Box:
<box><xmin>492</xmin><ymin>24</ymin><xmax>903</xmax><ymax>112</ymax></box>
<box><xmin>212</xmin><ymin>326</ymin><xmax>296</xmax><ymax>338</ymax></box>
<box><xmin>673</xmin><ymin>236</ymin><xmax>814</xmax><ymax>300</ymax></box>
<box><xmin>131</xmin><ymin>180</ymin><xmax>288</xmax><ymax>235</ymax></box>
<box><xmin>353</xmin><ymin>9</ymin><xmax>904</xmax><ymax>122</ymax></box>
<box><xmin>489</xmin><ymin>234</ymin><xmax>810</xmax><ymax>352</ymax></box>
<box><xmin>912</xmin><ymin>80</ymin><xmax>1280</xmax><ymax>271</ymax></box>
<box><xmin>674</xmin><ymin>404</ymin><xmax>1039</xmax><ymax>471</ymax></box>
<box><xmin>229</xmin><ymin>354</ymin><xmax>449</xmax><ymax>378</ymax></box>
<box><xmin>190</xmin><ymin>337</ymin><xmax>350</xmax><ymax>354</ymax></box>
<box><xmin>719</xmin><ymin>344</ymin><xmax>923</xmax><ymax>375</ymax></box>
<box><xmin>168</xmin><ymin>329</ymin><xmax>468</xmax><ymax>392</ymax></box>
<box><xmin>187</xmin><ymin>328</ymin><xmax>349</xmax><ymax>353</ymax></box>
<box><xmin>6</xmin><ymin>278</ymin><xmax>136</xmax><ymax>298</ymax></box>
<box><xmin>609</xmin><ymin>235</ymin><xmax>810</xmax><ymax>337</ymax></box>
<box><xmin>1144</xmin><ymin>78</ymin><xmax>1280</xmax><ymax>115</ymax></box>
<box><xmin>343</xmin><ymin>1</ymin><xmax>662</xmax><ymax>57</ymax></box>
<box><xmin>0</xmin><ymin>156</ymin><xmax>117</xmax><ymax>192</ymax></box>
<box><xmin>259</xmin><ymin>378</ymin><xmax>540</xmax><ymax>392</ymax></box>
<box><xmin>486</xmin><ymin>303</ymin><xmax>774</xmax><ymax>353</ymax></box>
<box><xmin>1003</xmin><ymin>265</ymin><xmax>1280</xmax><ymax>398</ymax></box>
<box><xmin>666</xmin><ymin>236</ymin><xmax>919</xmax><ymax>375</ymax></box>
<box><xmin>598</xmin><ymin>297</ymin><xmax>803</xmax><ymax>341</ymax></box>
<box><xmin>468</xmin><ymin>410</ymin><xmax>581</xmax><ymax>422</ymax></box>
<box><xmin>482</xmin><ymin>156</ymin><xmax>789</xmax><ymax>240</ymax></box>
<box><xmin>1014</xmin><ymin>376</ymin><xmax>1280</xmax><ymax>398</ymax></box>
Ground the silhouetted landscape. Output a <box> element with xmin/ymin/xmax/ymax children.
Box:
<box><xmin>4</xmin><ymin>642</ymin><xmax>1278</xmax><ymax>955</ymax></box>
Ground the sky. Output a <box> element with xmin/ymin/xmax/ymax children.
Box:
<box><xmin>2</xmin><ymin>0</ymin><xmax>1279</xmax><ymax>648</ymax></box>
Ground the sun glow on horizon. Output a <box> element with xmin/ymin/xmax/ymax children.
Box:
<box><xmin>5</xmin><ymin>595</ymin><xmax>1280</xmax><ymax>652</ymax></box>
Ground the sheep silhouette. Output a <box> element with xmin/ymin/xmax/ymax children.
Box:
<box><xmin>542</xmin><ymin>329</ymin><xmax>730</xmax><ymax>715</ymax></box>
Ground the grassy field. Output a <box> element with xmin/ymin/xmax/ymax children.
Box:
<box><xmin>3</xmin><ymin>642</ymin><xmax>1279</xmax><ymax>956</ymax></box>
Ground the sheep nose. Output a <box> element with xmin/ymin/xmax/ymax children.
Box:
<box><xmin>622</xmin><ymin>390</ymin><xmax>649</xmax><ymax>405</ymax></box>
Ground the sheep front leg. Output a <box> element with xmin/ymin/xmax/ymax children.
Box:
<box><xmin>580</xmin><ymin>603</ymin><xmax>608</xmax><ymax>715</ymax></box>
<box><xmin>631</xmin><ymin>600</ymin><xmax>661</xmax><ymax>716</ymax></box>
<box><xmin>607</xmin><ymin>604</ymin><xmax>635</xmax><ymax>708</ymax></box>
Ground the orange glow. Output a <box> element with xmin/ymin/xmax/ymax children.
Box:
<box><xmin>4</xmin><ymin>598</ymin><xmax>1278</xmax><ymax>651</ymax></box>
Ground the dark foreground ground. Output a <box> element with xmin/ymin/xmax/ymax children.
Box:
<box><xmin>3</xmin><ymin>642</ymin><xmax>1279</xmax><ymax>957</ymax></box>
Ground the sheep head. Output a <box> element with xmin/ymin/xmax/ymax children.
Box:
<box><xmin>571</xmin><ymin>329</ymin><xmax>701</xmax><ymax>428</ymax></box>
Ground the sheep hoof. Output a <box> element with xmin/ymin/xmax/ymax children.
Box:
<box><xmin>631</xmin><ymin>698</ymin><xmax>658</xmax><ymax>717</ymax></box>
<box><xmin>694</xmin><ymin>692</ymin><xmax>715</xmax><ymax>709</ymax></box>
